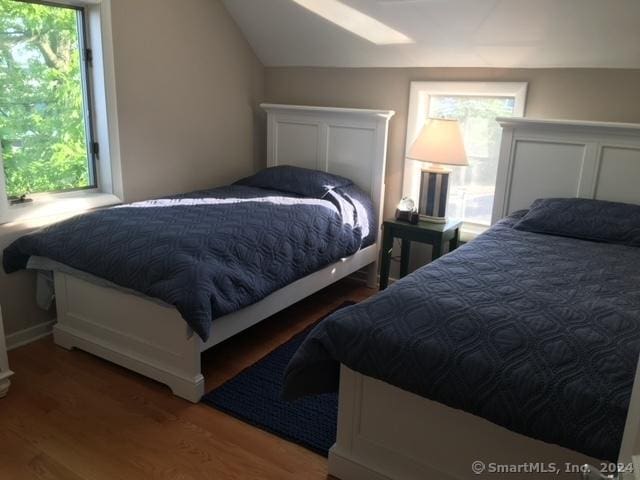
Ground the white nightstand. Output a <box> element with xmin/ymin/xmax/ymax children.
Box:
<box><xmin>0</xmin><ymin>305</ymin><xmax>14</xmax><ymax>398</ymax></box>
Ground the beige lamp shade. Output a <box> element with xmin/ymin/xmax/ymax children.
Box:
<box><xmin>407</xmin><ymin>118</ymin><xmax>469</xmax><ymax>167</ymax></box>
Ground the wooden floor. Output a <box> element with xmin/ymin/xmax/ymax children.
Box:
<box><xmin>1</xmin><ymin>278</ymin><xmax>375</xmax><ymax>480</ymax></box>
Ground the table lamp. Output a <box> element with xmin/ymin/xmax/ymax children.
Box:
<box><xmin>406</xmin><ymin>118</ymin><xmax>468</xmax><ymax>223</ymax></box>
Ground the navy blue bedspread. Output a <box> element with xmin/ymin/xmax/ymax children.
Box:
<box><xmin>284</xmin><ymin>213</ymin><xmax>640</xmax><ymax>462</ymax></box>
<box><xmin>3</xmin><ymin>184</ymin><xmax>375</xmax><ymax>341</ymax></box>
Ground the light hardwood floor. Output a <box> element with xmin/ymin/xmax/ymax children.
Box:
<box><xmin>1</xmin><ymin>278</ymin><xmax>374</xmax><ymax>480</ymax></box>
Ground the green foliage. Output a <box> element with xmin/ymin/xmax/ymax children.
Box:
<box><xmin>430</xmin><ymin>96</ymin><xmax>515</xmax><ymax>120</ymax></box>
<box><xmin>0</xmin><ymin>0</ymin><xmax>91</xmax><ymax>198</ymax></box>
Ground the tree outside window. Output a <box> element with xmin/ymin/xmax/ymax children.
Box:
<box><xmin>0</xmin><ymin>0</ymin><xmax>94</xmax><ymax>199</ymax></box>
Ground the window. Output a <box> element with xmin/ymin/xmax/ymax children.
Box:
<box><xmin>1</xmin><ymin>0</ymin><xmax>95</xmax><ymax>199</ymax></box>
<box><xmin>0</xmin><ymin>0</ymin><xmax>121</xmax><ymax>224</ymax></box>
<box><xmin>404</xmin><ymin>82</ymin><xmax>527</xmax><ymax>233</ymax></box>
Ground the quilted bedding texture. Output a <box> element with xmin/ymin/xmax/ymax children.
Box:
<box><xmin>3</xmin><ymin>184</ymin><xmax>375</xmax><ymax>341</ymax></box>
<box><xmin>284</xmin><ymin>213</ymin><xmax>640</xmax><ymax>462</ymax></box>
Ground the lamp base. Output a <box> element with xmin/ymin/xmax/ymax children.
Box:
<box><xmin>418</xmin><ymin>168</ymin><xmax>450</xmax><ymax>221</ymax></box>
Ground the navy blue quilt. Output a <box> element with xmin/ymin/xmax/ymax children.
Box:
<box><xmin>284</xmin><ymin>213</ymin><xmax>640</xmax><ymax>462</ymax></box>
<box><xmin>3</xmin><ymin>184</ymin><xmax>375</xmax><ymax>341</ymax></box>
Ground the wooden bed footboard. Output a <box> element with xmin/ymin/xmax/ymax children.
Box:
<box><xmin>330</xmin><ymin>366</ymin><xmax>600</xmax><ymax>480</ymax></box>
<box><xmin>53</xmin><ymin>272</ymin><xmax>205</xmax><ymax>402</ymax></box>
<box><xmin>52</xmin><ymin>244</ymin><xmax>378</xmax><ymax>403</ymax></box>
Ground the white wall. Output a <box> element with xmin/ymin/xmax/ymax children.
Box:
<box><xmin>112</xmin><ymin>0</ymin><xmax>264</xmax><ymax>202</ymax></box>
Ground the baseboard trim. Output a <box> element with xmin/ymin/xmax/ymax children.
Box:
<box><xmin>6</xmin><ymin>320</ymin><xmax>56</xmax><ymax>351</ymax></box>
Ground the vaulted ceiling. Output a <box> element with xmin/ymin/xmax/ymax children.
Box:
<box><xmin>222</xmin><ymin>0</ymin><xmax>640</xmax><ymax>68</ymax></box>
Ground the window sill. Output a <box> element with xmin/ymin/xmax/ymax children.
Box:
<box><xmin>459</xmin><ymin>222</ymin><xmax>489</xmax><ymax>242</ymax></box>
<box><xmin>1</xmin><ymin>191</ymin><xmax>121</xmax><ymax>227</ymax></box>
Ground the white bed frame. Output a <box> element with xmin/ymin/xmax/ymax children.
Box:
<box><xmin>52</xmin><ymin>103</ymin><xmax>395</xmax><ymax>402</ymax></box>
<box><xmin>330</xmin><ymin>118</ymin><xmax>640</xmax><ymax>480</ymax></box>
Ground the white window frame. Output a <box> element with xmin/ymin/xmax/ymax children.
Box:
<box><xmin>0</xmin><ymin>0</ymin><xmax>122</xmax><ymax>225</ymax></box>
<box><xmin>403</xmin><ymin>81</ymin><xmax>528</xmax><ymax>239</ymax></box>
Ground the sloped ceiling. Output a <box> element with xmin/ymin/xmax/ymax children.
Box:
<box><xmin>222</xmin><ymin>0</ymin><xmax>640</xmax><ymax>68</ymax></box>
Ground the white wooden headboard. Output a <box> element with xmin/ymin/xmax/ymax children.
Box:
<box><xmin>492</xmin><ymin>117</ymin><xmax>640</xmax><ymax>223</ymax></box>
<box><xmin>261</xmin><ymin>103</ymin><xmax>395</xmax><ymax>235</ymax></box>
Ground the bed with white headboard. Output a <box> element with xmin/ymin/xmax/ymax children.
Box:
<box><xmin>327</xmin><ymin>117</ymin><xmax>640</xmax><ymax>480</ymax></box>
<box><xmin>493</xmin><ymin>117</ymin><xmax>640</xmax><ymax>219</ymax></box>
<box><xmin>51</xmin><ymin>103</ymin><xmax>394</xmax><ymax>402</ymax></box>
